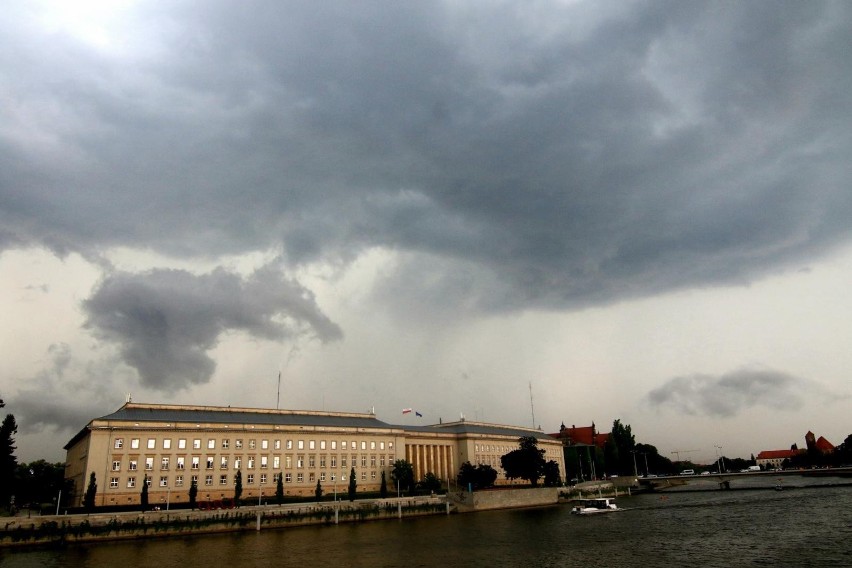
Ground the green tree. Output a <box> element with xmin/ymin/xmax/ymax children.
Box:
<box><xmin>457</xmin><ymin>462</ymin><xmax>497</xmax><ymax>491</ymax></box>
<box><xmin>501</xmin><ymin>436</ymin><xmax>546</xmax><ymax>487</ymax></box>
<box><xmin>276</xmin><ymin>474</ymin><xmax>284</xmax><ymax>505</ymax></box>
<box><xmin>543</xmin><ymin>460</ymin><xmax>562</xmax><ymax>487</ymax></box>
<box><xmin>348</xmin><ymin>467</ymin><xmax>357</xmax><ymax>501</ymax></box>
<box><xmin>608</xmin><ymin>419</ymin><xmax>636</xmax><ymax>475</ymax></box>
<box><xmin>83</xmin><ymin>472</ymin><xmax>97</xmax><ymax>512</ymax></box>
<box><xmin>140</xmin><ymin>475</ymin><xmax>149</xmax><ymax>511</ymax></box>
<box><xmin>391</xmin><ymin>459</ymin><xmax>414</xmax><ymax>495</ymax></box>
<box><xmin>315</xmin><ymin>480</ymin><xmax>323</xmax><ymax>501</ymax></box>
<box><xmin>188</xmin><ymin>478</ymin><xmax>198</xmax><ymax>510</ymax></box>
<box><xmin>0</xmin><ymin>403</ymin><xmax>18</xmax><ymax>508</ymax></box>
<box><xmin>15</xmin><ymin>460</ymin><xmax>66</xmax><ymax>510</ymax></box>
<box><xmin>418</xmin><ymin>472</ymin><xmax>441</xmax><ymax>493</ymax></box>
<box><xmin>234</xmin><ymin>469</ymin><xmax>243</xmax><ymax>505</ymax></box>
<box><xmin>380</xmin><ymin>470</ymin><xmax>388</xmax><ymax>498</ymax></box>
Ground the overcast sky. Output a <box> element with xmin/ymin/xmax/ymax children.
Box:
<box><xmin>2</xmin><ymin>1</ymin><xmax>850</xmax><ymax>465</ymax></box>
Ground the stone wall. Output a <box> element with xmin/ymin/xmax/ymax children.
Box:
<box><xmin>451</xmin><ymin>487</ymin><xmax>559</xmax><ymax>512</ymax></box>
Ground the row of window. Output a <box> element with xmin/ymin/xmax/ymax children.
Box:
<box><xmin>108</xmin><ymin>470</ymin><xmax>379</xmax><ymax>490</ymax></box>
<box><xmin>114</xmin><ymin>437</ymin><xmax>394</xmax><ymax>452</ymax></box>
<box><xmin>110</xmin><ymin>454</ymin><xmax>395</xmax><ymax>472</ymax></box>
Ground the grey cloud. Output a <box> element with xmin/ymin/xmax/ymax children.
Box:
<box><xmin>82</xmin><ymin>266</ymin><xmax>342</xmax><ymax>390</ymax></box>
<box><xmin>646</xmin><ymin>368</ymin><xmax>825</xmax><ymax>417</ymax></box>
<box><xmin>2</xmin><ymin>2</ymin><xmax>851</xmax><ymax>313</ymax></box>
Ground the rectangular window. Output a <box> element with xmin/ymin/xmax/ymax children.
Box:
<box><xmin>220</xmin><ymin>475</ymin><xmax>228</xmax><ymax>485</ymax></box>
<box><xmin>380</xmin><ymin>455</ymin><xmax>385</xmax><ymax>467</ymax></box>
<box><xmin>110</xmin><ymin>477</ymin><xmax>119</xmax><ymax>488</ymax></box>
<box><xmin>389</xmin><ymin>442</ymin><xmax>394</xmax><ymax>449</ymax></box>
<box><xmin>261</xmin><ymin>456</ymin><xmax>268</xmax><ymax>469</ymax></box>
<box><xmin>308</xmin><ymin>472</ymin><xmax>315</xmax><ymax>482</ymax></box>
<box><xmin>193</xmin><ymin>439</ymin><xmax>201</xmax><ymax>449</ymax></box>
<box><xmin>320</xmin><ymin>440</ymin><xmax>326</xmax><ymax>450</ymax></box>
<box><xmin>297</xmin><ymin>456</ymin><xmax>304</xmax><ymax>469</ymax></box>
<box><xmin>220</xmin><ymin>456</ymin><xmax>228</xmax><ymax>469</ymax></box>
<box><xmin>191</xmin><ymin>456</ymin><xmax>200</xmax><ymax>470</ymax></box>
<box><xmin>178</xmin><ymin>439</ymin><xmax>187</xmax><ymax>449</ymax></box>
<box><xmin>298</xmin><ymin>440</ymin><xmax>304</xmax><ymax>450</ymax></box>
<box><xmin>341</xmin><ymin>441</ymin><xmax>347</xmax><ymax>450</ymax></box>
<box><xmin>296</xmin><ymin>473</ymin><xmax>303</xmax><ymax>483</ymax></box>
<box><xmin>361</xmin><ymin>471</ymin><xmax>366</xmax><ymax>481</ymax></box>
<box><xmin>235</xmin><ymin>439</ymin><xmax>243</xmax><ymax>449</ymax></box>
<box><xmin>114</xmin><ymin>438</ymin><xmax>124</xmax><ymax>449</ymax></box>
<box><xmin>161</xmin><ymin>457</ymin><xmax>170</xmax><ymax>470</ymax></box>
<box><xmin>330</xmin><ymin>472</ymin><xmax>336</xmax><ymax>482</ymax></box>
<box><xmin>274</xmin><ymin>440</ymin><xmax>281</xmax><ymax>450</ymax></box>
<box><xmin>127</xmin><ymin>477</ymin><xmax>136</xmax><ymax>488</ymax></box>
<box><xmin>249</xmin><ymin>440</ymin><xmax>256</xmax><ymax>450</ymax></box>
<box><xmin>248</xmin><ymin>457</ymin><xmax>255</xmax><ymax>469</ymax></box>
<box><xmin>273</xmin><ymin>456</ymin><xmax>280</xmax><ymax>469</ymax></box>
<box><xmin>175</xmin><ymin>475</ymin><xmax>184</xmax><ymax>487</ymax></box>
<box><xmin>361</xmin><ymin>441</ymin><xmax>367</xmax><ymax>450</ymax></box>
<box><xmin>331</xmin><ymin>441</ymin><xmax>337</xmax><ymax>450</ymax></box>
<box><xmin>205</xmin><ymin>475</ymin><xmax>213</xmax><ymax>486</ymax></box>
<box><xmin>131</xmin><ymin>438</ymin><xmax>140</xmax><ymax>449</ymax></box>
<box><xmin>112</xmin><ymin>460</ymin><xmax>121</xmax><ymax>471</ymax></box>
<box><xmin>163</xmin><ymin>439</ymin><xmax>172</xmax><ymax>450</ymax></box>
<box><xmin>371</xmin><ymin>471</ymin><xmax>376</xmax><ymax>480</ymax></box>
<box><xmin>370</xmin><ymin>441</ymin><xmax>376</xmax><ymax>450</ymax></box>
<box><xmin>370</xmin><ymin>455</ymin><xmax>376</xmax><ymax>467</ymax></box>
<box><xmin>207</xmin><ymin>439</ymin><xmax>215</xmax><ymax>449</ymax></box>
<box><xmin>261</xmin><ymin>439</ymin><xmax>268</xmax><ymax>450</ymax></box>
<box><xmin>341</xmin><ymin>456</ymin><xmax>347</xmax><ymax>468</ymax></box>
<box><xmin>361</xmin><ymin>456</ymin><xmax>367</xmax><ymax>468</ymax></box>
<box><xmin>247</xmin><ymin>474</ymin><xmax>254</xmax><ymax>484</ymax></box>
<box><xmin>331</xmin><ymin>456</ymin><xmax>337</xmax><ymax>468</ymax></box>
<box><xmin>286</xmin><ymin>440</ymin><xmax>293</xmax><ymax>450</ymax></box>
<box><xmin>380</xmin><ymin>442</ymin><xmax>385</xmax><ymax>450</ymax></box>
<box><xmin>222</xmin><ymin>439</ymin><xmax>229</xmax><ymax>449</ymax></box>
<box><xmin>309</xmin><ymin>440</ymin><xmax>315</xmax><ymax>450</ymax></box>
<box><xmin>285</xmin><ymin>456</ymin><xmax>292</xmax><ymax>469</ymax></box>
<box><xmin>285</xmin><ymin>473</ymin><xmax>292</xmax><ymax>483</ymax></box>
<box><xmin>320</xmin><ymin>455</ymin><xmax>326</xmax><ymax>468</ymax></box>
<box><xmin>147</xmin><ymin>439</ymin><xmax>156</xmax><ymax>449</ymax></box>
<box><xmin>260</xmin><ymin>473</ymin><xmax>267</xmax><ymax>484</ymax></box>
<box><xmin>129</xmin><ymin>459</ymin><xmax>138</xmax><ymax>471</ymax></box>
<box><xmin>177</xmin><ymin>456</ymin><xmax>185</xmax><ymax>470</ymax></box>
<box><xmin>145</xmin><ymin>457</ymin><xmax>154</xmax><ymax>470</ymax></box>
<box><xmin>206</xmin><ymin>456</ymin><xmax>214</xmax><ymax>469</ymax></box>
<box><xmin>309</xmin><ymin>455</ymin><xmax>315</xmax><ymax>468</ymax></box>
<box><xmin>145</xmin><ymin>476</ymin><xmax>152</xmax><ymax>488</ymax></box>
<box><xmin>160</xmin><ymin>476</ymin><xmax>168</xmax><ymax>487</ymax></box>
<box><xmin>191</xmin><ymin>475</ymin><xmax>198</xmax><ymax>486</ymax></box>
<box><xmin>235</xmin><ymin>457</ymin><xmax>242</xmax><ymax>470</ymax></box>
<box><xmin>320</xmin><ymin>472</ymin><xmax>326</xmax><ymax>482</ymax></box>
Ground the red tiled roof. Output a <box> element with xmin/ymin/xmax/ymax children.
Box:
<box><xmin>815</xmin><ymin>436</ymin><xmax>835</xmax><ymax>452</ymax></box>
<box><xmin>756</xmin><ymin>449</ymin><xmax>800</xmax><ymax>460</ymax></box>
<box><xmin>550</xmin><ymin>424</ymin><xmax>609</xmax><ymax>448</ymax></box>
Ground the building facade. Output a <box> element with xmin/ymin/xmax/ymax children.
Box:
<box><xmin>64</xmin><ymin>402</ymin><xmax>566</xmax><ymax>508</ymax></box>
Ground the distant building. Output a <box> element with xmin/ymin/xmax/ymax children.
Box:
<box><xmin>756</xmin><ymin>430</ymin><xmax>834</xmax><ymax>469</ymax></box>
<box><xmin>549</xmin><ymin>422</ymin><xmax>609</xmax><ymax>449</ymax></box>
<box><xmin>64</xmin><ymin>402</ymin><xmax>566</xmax><ymax>508</ymax></box>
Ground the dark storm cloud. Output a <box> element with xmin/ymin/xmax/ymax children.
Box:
<box><xmin>646</xmin><ymin>368</ymin><xmax>823</xmax><ymax>417</ymax></box>
<box><xmin>82</xmin><ymin>266</ymin><xmax>343</xmax><ymax>390</ymax></box>
<box><xmin>2</xmin><ymin>1</ymin><xmax>852</xmax><ymax>312</ymax></box>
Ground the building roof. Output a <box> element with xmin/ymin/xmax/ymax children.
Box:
<box><xmin>815</xmin><ymin>436</ymin><xmax>835</xmax><ymax>452</ymax></box>
<box><xmin>756</xmin><ymin>449</ymin><xmax>801</xmax><ymax>460</ymax></box>
<box><xmin>65</xmin><ymin>402</ymin><xmax>558</xmax><ymax>449</ymax></box>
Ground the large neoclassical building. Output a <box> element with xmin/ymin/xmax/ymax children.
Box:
<box><xmin>64</xmin><ymin>402</ymin><xmax>566</xmax><ymax>508</ymax></box>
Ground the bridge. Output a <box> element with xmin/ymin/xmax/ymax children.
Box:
<box><xmin>637</xmin><ymin>467</ymin><xmax>852</xmax><ymax>491</ymax></box>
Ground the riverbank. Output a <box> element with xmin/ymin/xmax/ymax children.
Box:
<box><xmin>0</xmin><ymin>496</ymin><xmax>450</xmax><ymax>548</ymax></box>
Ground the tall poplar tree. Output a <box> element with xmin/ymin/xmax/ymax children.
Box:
<box><xmin>0</xmin><ymin>399</ymin><xmax>18</xmax><ymax>507</ymax></box>
<box><xmin>348</xmin><ymin>467</ymin><xmax>357</xmax><ymax>501</ymax></box>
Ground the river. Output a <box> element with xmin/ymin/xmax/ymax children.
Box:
<box><xmin>2</xmin><ymin>485</ymin><xmax>850</xmax><ymax>567</ymax></box>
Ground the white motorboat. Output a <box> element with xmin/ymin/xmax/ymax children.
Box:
<box><xmin>571</xmin><ymin>497</ymin><xmax>621</xmax><ymax>515</ymax></box>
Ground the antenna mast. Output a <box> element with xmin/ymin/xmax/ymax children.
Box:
<box><xmin>529</xmin><ymin>381</ymin><xmax>536</xmax><ymax>429</ymax></box>
<box><xmin>276</xmin><ymin>371</ymin><xmax>281</xmax><ymax>410</ymax></box>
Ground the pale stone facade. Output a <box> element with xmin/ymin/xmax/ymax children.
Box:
<box><xmin>64</xmin><ymin>403</ymin><xmax>566</xmax><ymax>508</ymax></box>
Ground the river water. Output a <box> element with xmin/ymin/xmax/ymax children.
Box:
<box><xmin>2</xmin><ymin>485</ymin><xmax>850</xmax><ymax>567</ymax></box>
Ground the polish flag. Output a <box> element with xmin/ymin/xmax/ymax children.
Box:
<box><xmin>402</xmin><ymin>408</ymin><xmax>412</xmax><ymax>414</ymax></box>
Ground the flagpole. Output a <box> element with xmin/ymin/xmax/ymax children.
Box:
<box><xmin>276</xmin><ymin>371</ymin><xmax>281</xmax><ymax>410</ymax></box>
